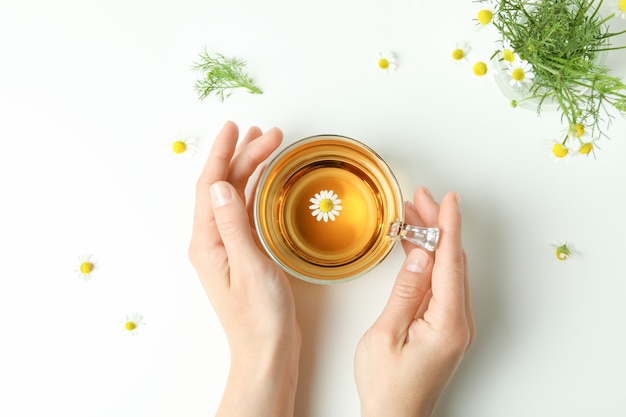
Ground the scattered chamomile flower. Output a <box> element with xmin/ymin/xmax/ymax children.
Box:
<box><xmin>451</xmin><ymin>42</ymin><xmax>471</xmax><ymax>62</ymax></box>
<box><xmin>376</xmin><ymin>51</ymin><xmax>397</xmax><ymax>74</ymax></box>
<box><xmin>612</xmin><ymin>0</ymin><xmax>626</xmax><ymax>19</ymax></box>
<box><xmin>75</xmin><ymin>254</ymin><xmax>96</xmax><ymax>281</ymax></box>
<box><xmin>309</xmin><ymin>190</ymin><xmax>342</xmax><ymax>222</ymax></box>
<box><xmin>472</xmin><ymin>61</ymin><xmax>488</xmax><ymax>77</ymax></box>
<box><xmin>563</xmin><ymin>124</ymin><xmax>600</xmax><ymax>157</ymax></box>
<box><xmin>554</xmin><ymin>243</ymin><xmax>572</xmax><ymax>261</ymax></box>
<box><xmin>508</xmin><ymin>59</ymin><xmax>534</xmax><ymax>87</ymax></box>
<box><xmin>551</xmin><ymin>241</ymin><xmax>579</xmax><ymax>261</ymax></box>
<box><xmin>568</xmin><ymin>123</ymin><xmax>587</xmax><ymax>139</ymax></box>
<box><xmin>122</xmin><ymin>313</ymin><xmax>144</xmax><ymax>337</ymax></box>
<box><xmin>168</xmin><ymin>136</ymin><xmax>198</xmax><ymax>159</ymax></box>
<box><xmin>476</xmin><ymin>9</ymin><xmax>494</xmax><ymax>26</ymax></box>
<box><xmin>551</xmin><ymin>141</ymin><xmax>572</xmax><ymax>159</ymax></box>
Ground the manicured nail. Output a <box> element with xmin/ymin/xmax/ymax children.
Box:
<box><xmin>210</xmin><ymin>182</ymin><xmax>232</xmax><ymax>208</ymax></box>
<box><xmin>405</xmin><ymin>249</ymin><xmax>430</xmax><ymax>273</ymax></box>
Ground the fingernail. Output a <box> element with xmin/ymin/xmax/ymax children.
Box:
<box><xmin>454</xmin><ymin>192</ymin><xmax>461</xmax><ymax>208</ymax></box>
<box><xmin>422</xmin><ymin>186</ymin><xmax>433</xmax><ymax>199</ymax></box>
<box><xmin>405</xmin><ymin>249</ymin><xmax>430</xmax><ymax>273</ymax></box>
<box><xmin>210</xmin><ymin>182</ymin><xmax>233</xmax><ymax>208</ymax></box>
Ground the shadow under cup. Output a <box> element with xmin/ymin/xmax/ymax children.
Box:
<box><xmin>254</xmin><ymin>135</ymin><xmax>439</xmax><ymax>284</ymax></box>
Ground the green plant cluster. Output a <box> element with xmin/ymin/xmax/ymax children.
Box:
<box><xmin>491</xmin><ymin>0</ymin><xmax>626</xmax><ymax>144</ymax></box>
<box><xmin>191</xmin><ymin>49</ymin><xmax>263</xmax><ymax>102</ymax></box>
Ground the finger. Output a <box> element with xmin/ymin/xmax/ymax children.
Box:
<box><xmin>210</xmin><ymin>181</ymin><xmax>263</xmax><ymax>282</ymax></box>
<box><xmin>374</xmin><ymin>247</ymin><xmax>433</xmax><ymax>345</ymax></box>
<box><xmin>413</xmin><ymin>186</ymin><xmax>440</xmax><ymax>226</ymax></box>
<box><xmin>428</xmin><ymin>192</ymin><xmax>466</xmax><ymax>322</ymax></box>
<box><xmin>227</xmin><ymin>127</ymin><xmax>283</xmax><ymax>194</ymax></box>
<box><xmin>234</xmin><ymin>126</ymin><xmax>263</xmax><ymax>157</ymax></box>
<box><xmin>246</xmin><ymin>163</ymin><xmax>267</xmax><ymax>228</ymax></box>
<box><xmin>191</xmin><ymin>121</ymin><xmax>239</xmax><ymax>249</ymax></box>
<box><xmin>462</xmin><ymin>251</ymin><xmax>476</xmax><ymax>350</ymax></box>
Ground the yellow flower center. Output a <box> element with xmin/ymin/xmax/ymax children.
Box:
<box><xmin>172</xmin><ymin>140</ymin><xmax>187</xmax><ymax>154</ymax></box>
<box><xmin>552</xmin><ymin>143</ymin><xmax>569</xmax><ymax>158</ymax></box>
<box><xmin>511</xmin><ymin>68</ymin><xmax>525</xmax><ymax>81</ymax></box>
<box><xmin>452</xmin><ymin>49</ymin><xmax>464</xmax><ymax>60</ymax></box>
<box><xmin>477</xmin><ymin>9</ymin><xmax>493</xmax><ymax>25</ymax></box>
<box><xmin>378</xmin><ymin>58</ymin><xmax>390</xmax><ymax>70</ymax></box>
<box><xmin>503</xmin><ymin>49</ymin><xmax>515</xmax><ymax>62</ymax></box>
<box><xmin>619</xmin><ymin>0</ymin><xmax>626</xmax><ymax>12</ymax></box>
<box><xmin>80</xmin><ymin>262</ymin><xmax>94</xmax><ymax>274</ymax></box>
<box><xmin>473</xmin><ymin>61</ymin><xmax>487</xmax><ymax>76</ymax></box>
<box><xmin>319</xmin><ymin>199</ymin><xmax>333</xmax><ymax>213</ymax></box>
<box><xmin>556</xmin><ymin>245</ymin><xmax>571</xmax><ymax>260</ymax></box>
<box><xmin>579</xmin><ymin>142</ymin><xmax>593</xmax><ymax>155</ymax></box>
<box><xmin>125</xmin><ymin>321</ymin><xmax>137</xmax><ymax>331</ymax></box>
<box><xmin>574</xmin><ymin>123</ymin><xmax>585</xmax><ymax>138</ymax></box>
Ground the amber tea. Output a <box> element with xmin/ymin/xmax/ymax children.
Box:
<box><xmin>254</xmin><ymin>135</ymin><xmax>438</xmax><ymax>284</ymax></box>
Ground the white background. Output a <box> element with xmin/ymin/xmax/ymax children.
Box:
<box><xmin>2</xmin><ymin>1</ymin><xmax>626</xmax><ymax>416</ymax></box>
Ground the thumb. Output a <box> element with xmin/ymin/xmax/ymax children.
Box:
<box><xmin>210</xmin><ymin>181</ymin><xmax>259</xmax><ymax>266</ymax></box>
<box><xmin>375</xmin><ymin>248</ymin><xmax>433</xmax><ymax>343</ymax></box>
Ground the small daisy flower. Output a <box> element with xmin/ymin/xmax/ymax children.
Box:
<box><xmin>507</xmin><ymin>59</ymin><xmax>535</xmax><ymax>87</ymax></box>
<box><xmin>555</xmin><ymin>243</ymin><xmax>572</xmax><ymax>261</ymax></box>
<box><xmin>376</xmin><ymin>51</ymin><xmax>397</xmax><ymax>74</ymax></box>
<box><xmin>612</xmin><ymin>0</ymin><xmax>626</xmax><ymax>19</ymax></box>
<box><xmin>122</xmin><ymin>313</ymin><xmax>144</xmax><ymax>337</ymax></box>
<box><xmin>309</xmin><ymin>190</ymin><xmax>342</xmax><ymax>222</ymax></box>
<box><xmin>476</xmin><ymin>9</ymin><xmax>494</xmax><ymax>26</ymax></box>
<box><xmin>498</xmin><ymin>39</ymin><xmax>517</xmax><ymax>63</ymax></box>
<box><xmin>168</xmin><ymin>136</ymin><xmax>198</xmax><ymax>159</ymax></box>
<box><xmin>451</xmin><ymin>42</ymin><xmax>471</xmax><ymax>62</ymax></box>
<box><xmin>472</xmin><ymin>61</ymin><xmax>488</xmax><ymax>77</ymax></box>
<box><xmin>551</xmin><ymin>141</ymin><xmax>570</xmax><ymax>158</ymax></box>
<box><xmin>564</xmin><ymin>124</ymin><xmax>600</xmax><ymax>157</ymax></box>
<box><xmin>75</xmin><ymin>254</ymin><xmax>96</xmax><ymax>281</ymax></box>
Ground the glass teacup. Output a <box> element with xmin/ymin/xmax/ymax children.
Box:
<box><xmin>254</xmin><ymin>135</ymin><xmax>439</xmax><ymax>284</ymax></box>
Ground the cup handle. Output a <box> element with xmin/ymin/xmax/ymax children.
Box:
<box><xmin>388</xmin><ymin>221</ymin><xmax>440</xmax><ymax>252</ymax></box>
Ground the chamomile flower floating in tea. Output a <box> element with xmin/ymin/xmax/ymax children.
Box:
<box><xmin>451</xmin><ymin>42</ymin><xmax>471</xmax><ymax>62</ymax></box>
<box><xmin>376</xmin><ymin>51</ymin><xmax>397</xmax><ymax>74</ymax></box>
<box><xmin>76</xmin><ymin>254</ymin><xmax>96</xmax><ymax>281</ymax></box>
<box><xmin>122</xmin><ymin>313</ymin><xmax>143</xmax><ymax>337</ymax></box>
<box><xmin>309</xmin><ymin>190</ymin><xmax>342</xmax><ymax>222</ymax></box>
<box><xmin>613</xmin><ymin>0</ymin><xmax>626</xmax><ymax>19</ymax></box>
<box><xmin>508</xmin><ymin>59</ymin><xmax>534</xmax><ymax>88</ymax></box>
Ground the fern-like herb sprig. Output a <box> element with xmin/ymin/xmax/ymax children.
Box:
<box><xmin>489</xmin><ymin>0</ymin><xmax>626</xmax><ymax>155</ymax></box>
<box><xmin>192</xmin><ymin>49</ymin><xmax>263</xmax><ymax>102</ymax></box>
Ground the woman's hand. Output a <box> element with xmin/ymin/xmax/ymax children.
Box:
<box><xmin>188</xmin><ymin>121</ymin><xmax>301</xmax><ymax>417</ymax></box>
<box><xmin>354</xmin><ymin>187</ymin><xmax>475</xmax><ymax>417</ymax></box>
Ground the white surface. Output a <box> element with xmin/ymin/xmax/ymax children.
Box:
<box><xmin>2</xmin><ymin>1</ymin><xmax>626</xmax><ymax>416</ymax></box>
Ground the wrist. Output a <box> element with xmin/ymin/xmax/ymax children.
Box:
<box><xmin>218</xmin><ymin>330</ymin><xmax>301</xmax><ymax>417</ymax></box>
